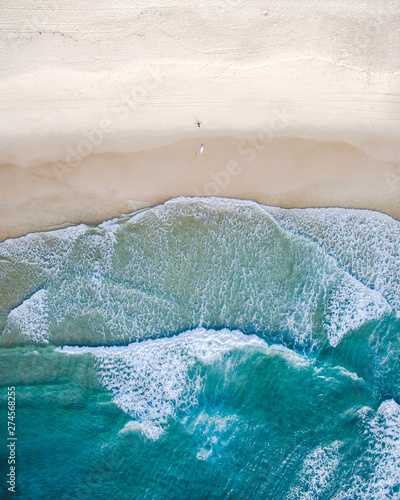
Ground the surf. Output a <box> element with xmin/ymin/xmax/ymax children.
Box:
<box><xmin>0</xmin><ymin>197</ymin><xmax>397</xmax><ymax>351</ymax></box>
<box><xmin>1</xmin><ymin>197</ymin><xmax>400</xmax><ymax>499</ymax></box>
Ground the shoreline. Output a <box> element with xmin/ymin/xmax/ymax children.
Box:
<box><xmin>1</xmin><ymin>135</ymin><xmax>399</xmax><ymax>241</ymax></box>
<box><xmin>1</xmin><ymin>1</ymin><xmax>399</xmax><ymax>240</ymax></box>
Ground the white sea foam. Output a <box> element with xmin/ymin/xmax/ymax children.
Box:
<box><xmin>269</xmin><ymin>344</ymin><xmax>310</xmax><ymax>368</ymax></box>
<box><xmin>325</xmin><ymin>273</ymin><xmax>391</xmax><ymax>347</ymax></box>
<box><xmin>182</xmin><ymin>409</ymin><xmax>240</xmax><ymax>461</ymax></box>
<box><xmin>288</xmin><ymin>441</ymin><xmax>342</xmax><ymax>499</ymax></box>
<box><xmin>0</xmin><ymin>224</ymin><xmax>87</xmax><ymax>272</ymax></box>
<box><xmin>266</xmin><ymin>206</ymin><xmax>400</xmax><ymax>317</ymax></box>
<box><xmin>119</xmin><ymin>420</ymin><xmax>164</xmax><ymax>441</ymax></box>
<box><xmin>359</xmin><ymin>400</ymin><xmax>400</xmax><ymax>499</ymax></box>
<box><xmin>333</xmin><ymin>400</ymin><xmax>400</xmax><ymax>500</ymax></box>
<box><xmin>0</xmin><ymin>198</ymin><xmax>395</xmax><ymax>349</ymax></box>
<box><xmin>4</xmin><ymin>289</ymin><xmax>50</xmax><ymax>344</ymax></box>
<box><xmin>152</xmin><ymin>198</ymin><xmax>392</xmax><ymax>347</ymax></box>
<box><xmin>56</xmin><ymin>328</ymin><xmax>268</xmax><ymax>439</ymax></box>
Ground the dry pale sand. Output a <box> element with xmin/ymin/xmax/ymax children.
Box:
<box><xmin>0</xmin><ymin>0</ymin><xmax>399</xmax><ymax>240</ymax></box>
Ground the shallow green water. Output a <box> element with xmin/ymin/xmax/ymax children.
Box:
<box><xmin>0</xmin><ymin>198</ymin><xmax>399</xmax><ymax>499</ymax></box>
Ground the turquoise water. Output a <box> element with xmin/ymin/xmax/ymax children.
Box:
<box><xmin>0</xmin><ymin>197</ymin><xmax>399</xmax><ymax>499</ymax></box>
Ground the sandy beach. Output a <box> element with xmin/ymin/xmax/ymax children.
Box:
<box><xmin>1</xmin><ymin>0</ymin><xmax>399</xmax><ymax>240</ymax></box>
<box><xmin>2</xmin><ymin>4</ymin><xmax>400</xmax><ymax>495</ymax></box>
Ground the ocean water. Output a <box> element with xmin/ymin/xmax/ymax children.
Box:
<box><xmin>0</xmin><ymin>197</ymin><xmax>399</xmax><ymax>499</ymax></box>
